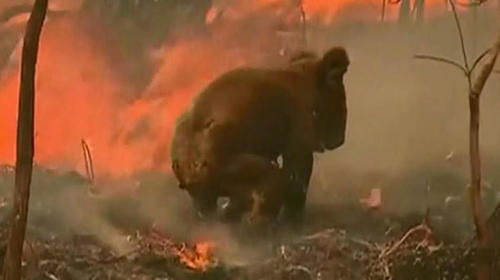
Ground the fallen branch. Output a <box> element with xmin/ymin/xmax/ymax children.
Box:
<box><xmin>2</xmin><ymin>0</ymin><xmax>48</xmax><ymax>279</ymax></box>
<box><xmin>285</xmin><ymin>265</ymin><xmax>313</xmax><ymax>280</ymax></box>
<box><xmin>379</xmin><ymin>224</ymin><xmax>432</xmax><ymax>258</ymax></box>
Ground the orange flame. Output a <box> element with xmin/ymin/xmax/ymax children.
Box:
<box><xmin>209</xmin><ymin>0</ymin><xmax>480</xmax><ymax>24</ymax></box>
<box><xmin>148</xmin><ymin>226</ymin><xmax>216</xmax><ymax>271</ymax></box>
<box><xmin>0</xmin><ymin>17</ymin><xmax>253</xmax><ymax>178</ymax></box>
<box><xmin>174</xmin><ymin>242</ymin><xmax>215</xmax><ymax>271</ymax></box>
<box><xmin>0</xmin><ymin>0</ymin><xmax>496</xmax><ymax>179</ymax></box>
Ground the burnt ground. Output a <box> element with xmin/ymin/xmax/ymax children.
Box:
<box><xmin>0</xmin><ymin>164</ymin><xmax>499</xmax><ymax>279</ymax></box>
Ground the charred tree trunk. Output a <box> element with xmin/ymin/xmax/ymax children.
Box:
<box><xmin>399</xmin><ymin>0</ymin><xmax>411</xmax><ymax>23</ymax></box>
<box><xmin>415</xmin><ymin>0</ymin><xmax>425</xmax><ymax>23</ymax></box>
<box><xmin>381</xmin><ymin>0</ymin><xmax>386</xmax><ymax>22</ymax></box>
<box><xmin>1</xmin><ymin>0</ymin><xmax>48</xmax><ymax>279</ymax></box>
<box><xmin>298</xmin><ymin>0</ymin><xmax>307</xmax><ymax>49</ymax></box>
<box><xmin>467</xmin><ymin>32</ymin><xmax>500</xmax><ymax>280</ymax></box>
<box><xmin>488</xmin><ymin>202</ymin><xmax>500</xmax><ymax>247</ymax></box>
<box><xmin>468</xmin><ymin>93</ymin><xmax>492</xmax><ymax>280</ymax></box>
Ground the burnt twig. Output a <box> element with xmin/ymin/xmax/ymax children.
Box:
<box><xmin>81</xmin><ymin>139</ymin><xmax>95</xmax><ymax>183</ymax></box>
<box><xmin>414</xmin><ymin>55</ymin><xmax>467</xmax><ymax>74</ymax></box>
<box><xmin>470</xmin><ymin>49</ymin><xmax>491</xmax><ymax>73</ymax></box>
<box><xmin>449</xmin><ymin>0</ymin><xmax>469</xmax><ymax>72</ymax></box>
<box><xmin>379</xmin><ymin>224</ymin><xmax>433</xmax><ymax>258</ymax></box>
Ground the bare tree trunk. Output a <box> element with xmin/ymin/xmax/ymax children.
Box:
<box><xmin>399</xmin><ymin>0</ymin><xmax>411</xmax><ymax>23</ymax></box>
<box><xmin>1</xmin><ymin>0</ymin><xmax>48</xmax><ymax>279</ymax></box>
<box><xmin>380</xmin><ymin>0</ymin><xmax>386</xmax><ymax>22</ymax></box>
<box><xmin>468</xmin><ymin>31</ymin><xmax>500</xmax><ymax>280</ymax></box>
<box><xmin>415</xmin><ymin>0</ymin><xmax>425</xmax><ymax>23</ymax></box>
<box><xmin>468</xmin><ymin>94</ymin><xmax>492</xmax><ymax>280</ymax></box>
<box><xmin>298</xmin><ymin>0</ymin><xmax>307</xmax><ymax>49</ymax></box>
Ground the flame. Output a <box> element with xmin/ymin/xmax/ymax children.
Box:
<box><xmin>0</xmin><ymin>0</ymin><xmax>496</xmax><ymax>178</ymax></box>
<box><xmin>147</xmin><ymin>227</ymin><xmax>215</xmax><ymax>271</ymax></box>
<box><xmin>0</xmin><ymin>17</ymin><xmax>253</xmax><ymax>178</ymax></box>
<box><xmin>210</xmin><ymin>0</ymin><xmax>478</xmax><ymax>24</ymax></box>
<box><xmin>174</xmin><ymin>242</ymin><xmax>215</xmax><ymax>271</ymax></box>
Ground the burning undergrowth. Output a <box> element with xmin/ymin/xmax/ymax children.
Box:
<box><xmin>0</xmin><ymin>164</ymin><xmax>499</xmax><ymax>279</ymax></box>
<box><xmin>0</xmin><ymin>212</ymin><xmax>498</xmax><ymax>280</ymax></box>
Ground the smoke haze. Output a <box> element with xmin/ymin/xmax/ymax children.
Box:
<box><xmin>0</xmin><ymin>0</ymin><xmax>499</xmax><ymax>262</ymax></box>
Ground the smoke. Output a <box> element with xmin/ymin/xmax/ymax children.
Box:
<box><xmin>312</xmin><ymin>8</ymin><xmax>499</xmax><ymax>185</ymax></box>
<box><xmin>0</xmin><ymin>0</ymin><xmax>499</xmax><ymax>263</ymax></box>
<box><xmin>0</xmin><ymin>0</ymin><xmax>299</xmax><ymax>178</ymax></box>
<box><xmin>307</xmin><ymin>7</ymin><xmax>500</xmax><ymax>239</ymax></box>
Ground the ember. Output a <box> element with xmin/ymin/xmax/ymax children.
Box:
<box><xmin>145</xmin><ymin>227</ymin><xmax>217</xmax><ymax>272</ymax></box>
<box><xmin>175</xmin><ymin>242</ymin><xmax>215</xmax><ymax>272</ymax></box>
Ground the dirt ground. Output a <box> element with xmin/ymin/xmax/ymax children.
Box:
<box><xmin>0</xmin><ymin>164</ymin><xmax>499</xmax><ymax>279</ymax></box>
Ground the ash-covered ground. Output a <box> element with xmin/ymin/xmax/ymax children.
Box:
<box><xmin>0</xmin><ymin>162</ymin><xmax>499</xmax><ymax>280</ymax></box>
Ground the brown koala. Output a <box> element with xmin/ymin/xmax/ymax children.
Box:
<box><xmin>170</xmin><ymin>46</ymin><xmax>349</xmax><ymax>225</ymax></box>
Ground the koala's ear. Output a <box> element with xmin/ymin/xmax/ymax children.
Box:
<box><xmin>318</xmin><ymin>47</ymin><xmax>349</xmax><ymax>85</ymax></box>
<box><xmin>320</xmin><ymin>47</ymin><xmax>349</xmax><ymax>70</ymax></box>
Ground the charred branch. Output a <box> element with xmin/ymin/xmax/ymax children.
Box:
<box><xmin>81</xmin><ymin>139</ymin><xmax>95</xmax><ymax>183</ymax></box>
<box><xmin>414</xmin><ymin>55</ymin><xmax>468</xmax><ymax>74</ymax></box>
